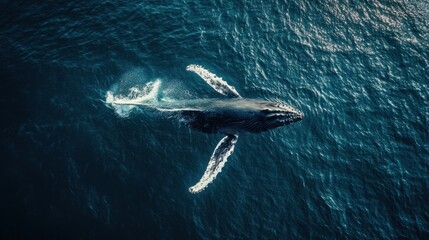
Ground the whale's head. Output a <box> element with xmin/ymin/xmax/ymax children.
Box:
<box><xmin>258</xmin><ymin>100</ymin><xmax>304</xmax><ymax>129</ymax></box>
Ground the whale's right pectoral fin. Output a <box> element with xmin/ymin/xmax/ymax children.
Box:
<box><xmin>189</xmin><ymin>134</ymin><xmax>238</xmax><ymax>193</ymax></box>
<box><xmin>186</xmin><ymin>64</ymin><xmax>241</xmax><ymax>98</ymax></box>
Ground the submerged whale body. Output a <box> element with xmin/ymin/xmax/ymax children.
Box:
<box><xmin>155</xmin><ymin>98</ymin><xmax>303</xmax><ymax>134</ymax></box>
<box><xmin>110</xmin><ymin>64</ymin><xmax>303</xmax><ymax>193</ymax></box>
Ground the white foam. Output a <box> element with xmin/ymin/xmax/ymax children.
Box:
<box><xmin>105</xmin><ymin>80</ymin><xmax>161</xmax><ymax>117</ymax></box>
<box><xmin>189</xmin><ymin>135</ymin><xmax>238</xmax><ymax>193</ymax></box>
<box><xmin>186</xmin><ymin>64</ymin><xmax>241</xmax><ymax>98</ymax></box>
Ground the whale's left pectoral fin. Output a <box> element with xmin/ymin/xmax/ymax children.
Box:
<box><xmin>186</xmin><ymin>64</ymin><xmax>241</xmax><ymax>98</ymax></box>
<box><xmin>189</xmin><ymin>134</ymin><xmax>238</xmax><ymax>193</ymax></box>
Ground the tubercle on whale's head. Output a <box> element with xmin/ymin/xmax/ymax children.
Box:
<box><xmin>260</xmin><ymin>101</ymin><xmax>304</xmax><ymax>129</ymax></box>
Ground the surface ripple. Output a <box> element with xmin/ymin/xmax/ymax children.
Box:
<box><xmin>0</xmin><ymin>0</ymin><xmax>428</xmax><ymax>239</ymax></box>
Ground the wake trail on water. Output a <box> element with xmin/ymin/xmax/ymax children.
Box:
<box><xmin>105</xmin><ymin>79</ymin><xmax>161</xmax><ymax>117</ymax></box>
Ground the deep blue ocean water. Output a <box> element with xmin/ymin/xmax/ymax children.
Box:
<box><xmin>1</xmin><ymin>0</ymin><xmax>428</xmax><ymax>239</ymax></box>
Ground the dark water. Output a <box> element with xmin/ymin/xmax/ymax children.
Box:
<box><xmin>1</xmin><ymin>0</ymin><xmax>428</xmax><ymax>239</ymax></box>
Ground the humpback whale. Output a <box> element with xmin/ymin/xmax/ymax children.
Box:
<box><xmin>110</xmin><ymin>64</ymin><xmax>303</xmax><ymax>193</ymax></box>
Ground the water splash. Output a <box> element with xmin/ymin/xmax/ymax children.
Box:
<box><xmin>105</xmin><ymin>80</ymin><xmax>161</xmax><ymax>118</ymax></box>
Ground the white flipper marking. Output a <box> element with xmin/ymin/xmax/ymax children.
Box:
<box><xmin>186</xmin><ymin>64</ymin><xmax>241</xmax><ymax>98</ymax></box>
<box><xmin>189</xmin><ymin>134</ymin><xmax>238</xmax><ymax>193</ymax></box>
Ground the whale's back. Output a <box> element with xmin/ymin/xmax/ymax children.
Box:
<box><xmin>156</xmin><ymin>98</ymin><xmax>272</xmax><ymax>134</ymax></box>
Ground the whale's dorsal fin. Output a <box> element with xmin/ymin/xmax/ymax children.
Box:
<box><xmin>189</xmin><ymin>134</ymin><xmax>238</xmax><ymax>193</ymax></box>
<box><xmin>186</xmin><ymin>64</ymin><xmax>241</xmax><ymax>98</ymax></box>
